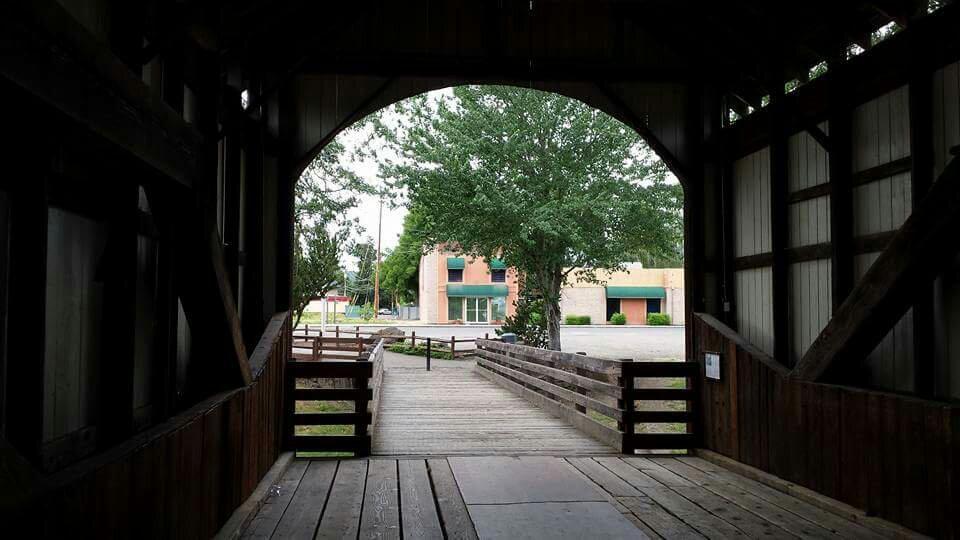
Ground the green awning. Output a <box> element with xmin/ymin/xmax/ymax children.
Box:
<box><xmin>490</xmin><ymin>258</ymin><xmax>507</xmax><ymax>270</ymax></box>
<box><xmin>447</xmin><ymin>257</ymin><xmax>465</xmax><ymax>269</ymax></box>
<box><xmin>447</xmin><ymin>284</ymin><xmax>509</xmax><ymax>298</ymax></box>
<box><xmin>606</xmin><ymin>286</ymin><xmax>666</xmax><ymax>299</ymax></box>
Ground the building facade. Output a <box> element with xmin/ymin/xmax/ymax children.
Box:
<box><xmin>560</xmin><ymin>265</ymin><xmax>685</xmax><ymax>325</ymax></box>
<box><xmin>419</xmin><ymin>253</ymin><xmax>683</xmax><ymax>325</ymax></box>
<box><xmin>418</xmin><ymin>249</ymin><xmax>520</xmax><ymax>324</ymax></box>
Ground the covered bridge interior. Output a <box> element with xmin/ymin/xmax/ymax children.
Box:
<box><xmin>2</xmin><ymin>0</ymin><xmax>960</xmax><ymax>537</ymax></box>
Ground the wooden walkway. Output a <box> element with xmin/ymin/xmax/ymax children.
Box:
<box><xmin>240</xmin><ymin>455</ymin><xmax>908</xmax><ymax>539</ymax></box>
<box><xmin>371</xmin><ymin>367</ymin><xmax>617</xmax><ymax>455</ymax></box>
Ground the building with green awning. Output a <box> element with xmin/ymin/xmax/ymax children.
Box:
<box><xmin>446</xmin><ymin>284</ymin><xmax>509</xmax><ymax>298</ymax></box>
<box><xmin>605</xmin><ymin>286</ymin><xmax>667</xmax><ymax>299</ymax></box>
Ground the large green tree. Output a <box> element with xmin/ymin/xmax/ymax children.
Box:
<box><xmin>376</xmin><ymin>86</ymin><xmax>683</xmax><ymax>350</ymax></box>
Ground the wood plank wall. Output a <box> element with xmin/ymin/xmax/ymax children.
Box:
<box><xmin>933</xmin><ymin>60</ymin><xmax>960</xmax><ymax>400</ymax></box>
<box><xmin>24</xmin><ymin>312</ymin><xmax>291</xmax><ymax>539</ymax></box>
<box><xmin>851</xmin><ymin>86</ymin><xmax>916</xmax><ymax>393</ymax></box>
<box><xmin>733</xmin><ymin>148</ymin><xmax>775</xmax><ymax>355</ymax></box>
<box><xmin>695</xmin><ymin>313</ymin><xmax>958</xmax><ymax>538</ymax></box>
<box><xmin>787</xmin><ymin>125</ymin><xmax>833</xmax><ymax>367</ymax></box>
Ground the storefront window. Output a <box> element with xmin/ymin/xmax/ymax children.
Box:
<box><xmin>447</xmin><ymin>297</ymin><xmax>464</xmax><ymax>321</ymax></box>
<box><xmin>491</xmin><ymin>297</ymin><xmax>507</xmax><ymax>321</ymax></box>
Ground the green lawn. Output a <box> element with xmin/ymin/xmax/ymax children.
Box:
<box><xmin>297</xmin><ymin>312</ymin><xmax>401</xmax><ymax>325</ymax></box>
<box><xmin>294</xmin><ymin>400</ymin><xmax>355</xmax><ymax>458</ymax></box>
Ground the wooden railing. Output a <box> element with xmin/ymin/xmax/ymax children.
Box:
<box><xmin>475</xmin><ymin>340</ymin><xmax>699</xmax><ymax>453</ymax></box>
<box><xmin>285</xmin><ymin>336</ymin><xmax>385</xmax><ymax>456</ymax></box>
<box><xmin>9</xmin><ymin>312</ymin><xmax>292</xmax><ymax>539</ymax></box>
<box><xmin>693</xmin><ymin>312</ymin><xmax>959</xmax><ymax>538</ymax></box>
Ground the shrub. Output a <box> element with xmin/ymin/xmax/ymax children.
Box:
<box><xmin>564</xmin><ymin>315</ymin><xmax>591</xmax><ymax>325</ymax></box>
<box><xmin>387</xmin><ymin>341</ymin><xmax>453</xmax><ymax>359</ymax></box>
<box><xmin>647</xmin><ymin>313</ymin><xmax>671</xmax><ymax>326</ymax></box>
<box><xmin>497</xmin><ymin>289</ymin><xmax>548</xmax><ymax>348</ymax></box>
<box><xmin>610</xmin><ymin>312</ymin><xmax>627</xmax><ymax>325</ymax></box>
<box><xmin>359</xmin><ymin>302</ymin><xmax>375</xmax><ymax>321</ymax></box>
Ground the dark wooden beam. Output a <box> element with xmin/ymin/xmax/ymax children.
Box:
<box><xmin>3</xmin><ymin>1</ymin><xmax>202</xmax><ymax>187</ymax></box>
<box><xmin>805</xmin><ymin>123</ymin><xmax>833</xmax><ymax>152</ymax></box>
<box><xmin>792</xmin><ymin>156</ymin><xmax>960</xmax><ymax>381</ymax></box>
<box><xmin>595</xmin><ymin>82</ymin><xmax>693</xmax><ymax>184</ymax></box>
<box><xmin>829</xmin><ymin>92</ymin><xmax>854</xmax><ymax>312</ymax></box>
<box><xmin>909</xmin><ymin>68</ymin><xmax>935</xmax><ymax>397</ymax></box>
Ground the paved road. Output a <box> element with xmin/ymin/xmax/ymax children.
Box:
<box><xmin>311</xmin><ymin>324</ymin><xmax>686</xmax><ymax>360</ymax></box>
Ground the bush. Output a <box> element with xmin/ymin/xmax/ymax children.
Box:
<box><xmin>359</xmin><ymin>302</ymin><xmax>375</xmax><ymax>321</ymax></box>
<box><xmin>387</xmin><ymin>341</ymin><xmax>453</xmax><ymax>359</ymax></box>
<box><xmin>497</xmin><ymin>289</ymin><xmax>548</xmax><ymax>348</ymax></box>
<box><xmin>564</xmin><ymin>315</ymin><xmax>591</xmax><ymax>325</ymax></box>
<box><xmin>610</xmin><ymin>312</ymin><xmax>627</xmax><ymax>325</ymax></box>
<box><xmin>647</xmin><ymin>313</ymin><xmax>672</xmax><ymax>326</ymax></box>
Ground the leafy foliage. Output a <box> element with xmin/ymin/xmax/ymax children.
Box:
<box><xmin>564</xmin><ymin>315</ymin><xmax>592</xmax><ymax>325</ymax></box>
<box><xmin>647</xmin><ymin>313</ymin><xmax>672</xmax><ymax>326</ymax></box>
<box><xmin>379</xmin><ymin>209</ymin><xmax>425</xmax><ymax>306</ymax></box>
<box><xmin>496</xmin><ymin>289</ymin><xmax>549</xmax><ymax>348</ymax></box>
<box><xmin>610</xmin><ymin>312</ymin><xmax>627</xmax><ymax>325</ymax></box>
<box><xmin>374</xmin><ymin>86</ymin><xmax>683</xmax><ymax>349</ymax></box>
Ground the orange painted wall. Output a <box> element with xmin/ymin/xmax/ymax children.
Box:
<box><xmin>434</xmin><ymin>252</ymin><xmax>518</xmax><ymax>323</ymax></box>
<box><xmin>620</xmin><ymin>298</ymin><xmax>647</xmax><ymax>325</ymax></box>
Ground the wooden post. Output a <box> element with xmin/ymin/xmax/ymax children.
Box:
<box><xmin>355</xmin><ymin>342</ymin><xmax>370</xmax><ymax>457</ymax></box>
<box><xmin>451</xmin><ymin>336</ymin><xmax>456</xmax><ymax>359</ymax></box>
<box><xmin>769</xmin><ymin>88</ymin><xmax>791</xmax><ymax>365</ymax></box>
<box><xmin>910</xmin><ymin>68</ymin><xmax>935</xmax><ymax>398</ymax></box>
<box><xmin>575</xmin><ymin>352</ymin><xmax>588</xmax><ymax>414</ymax></box>
<box><xmin>426</xmin><ymin>337</ymin><xmax>432</xmax><ymax>371</ymax></box>
<box><xmin>620</xmin><ymin>360</ymin><xmax>635</xmax><ymax>455</ymax></box>
<box><xmin>312</xmin><ymin>336</ymin><xmax>318</xmax><ymax>362</ymax></box>
<box><xmin>411</xmin><ymin>331</ymin><xmax>416</xmax><ymax>347</ymax></box>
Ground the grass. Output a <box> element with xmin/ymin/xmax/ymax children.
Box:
<box><xmin>294</xmin><ymin>400</ymin><xmax>355</xmax><ymax>458</ymax></box>
<box><xmin>387</xmin><ymin>342</ymin><xmax>461</xmax><ymax>360</ymax></box>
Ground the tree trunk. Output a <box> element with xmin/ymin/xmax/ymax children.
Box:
<box><xmin>542</xmin><ymin>270</ymin><xmax>563</xmax><ymax>351</ymax></box>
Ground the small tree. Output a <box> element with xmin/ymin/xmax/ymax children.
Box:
<box><xmin>292</xmin><ymin>223</ymin><xmax>344</xmax><ymax>327</ymax></box>
<box><xmin>496</xmin><ymin>288</ymin><xmax>548</xmax><ymax>348</ymax></box>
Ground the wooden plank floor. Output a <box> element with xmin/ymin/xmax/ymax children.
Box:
<box><xmin>372</xmin><ymin>367</ymin><xmax>617</xmax><ymax>455</ymax></box>
<box><xmin>240</xmin><ymin>456</ymin><xmax>912</xmax><ymax>539</ymax></box>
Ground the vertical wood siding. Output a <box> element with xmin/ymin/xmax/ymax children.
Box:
<box><xmin>855</xmin><ymin>252</ymin><xmax>916</xmax><ymax>393</ymax></box>
<box><xmin>733</xmin><ymin>148</ymin><xmax>774</xmax><ymax>355</ymax></box>
<box><xmin>850</xmin><ymin>87</ymin><xmax>915</xmax><ymax>392</ymax></box>
<box><xmin>786</xmin><ymin>127</ymin><xmax>832</xmax><ymax>366</ymax></box>
<box><xmin>695</xmin><ymin>314</ymin><xmax>958</xmax><ymax>538</ymax></box>
<box><xmin>37</xmin><ymin>313</ymin><xmax>291</xmax><ymax>539</ymax></box>
<box><xmin>43</xmin><ymin>208</ymin><xmax>108</xmax><ymax>443</ymax></box>
<box><xmin>788</xmin><ymin>260</ymin><xmax>832</xmax><ymax>367</ymax></box>
<box><xmin>932</xmin><ymin>61</ymin><xmax>960</xmax><ymax>399</ymax></box>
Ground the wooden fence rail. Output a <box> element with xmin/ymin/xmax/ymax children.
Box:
<box><xmin>285</xmin><ymin>336</ymin><xmax>385</xmax><ymax>456</ymax></box>
<box><xmin>475</xmin><ymin>339</ymin><xmax>699</xmax><ymax>454</ymax></box>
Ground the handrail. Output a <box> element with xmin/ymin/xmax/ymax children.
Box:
<box><xmin>10</xmin><ymin>311</ymin><xmax>292</xmax><ymax>538</ymax></box>
<box><xmin>475</xmin><ymin>339</ymin><xmax>699</xmax><ymax>453</ymax></box>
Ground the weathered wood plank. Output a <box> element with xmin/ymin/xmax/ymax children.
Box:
<box><xmin>398</xmin><ymin>460</ymin><xmax>443</xmax><ymax>540</ymax></box>
<box><xmin>426</xmin><ymin>458</ymin><xmax>478</xmax><ymax>540</ymax></box>
<box><xmin>593</xmin><ymin>457</ymin><xmax>661</xmax><ymax>489</ymax></box>
<box><xmin>272</xmin><ymin>460</ymin><xmax>337</xmax><ymax>540</ymax></box>
<box><xmin>315</xmin><ymin>460</ymin><xmax>367</xmax><ymax>540</ymax></box>
<box><xmin>565</xmin><ymin>457</ymin><xmax>643</xmax><ymax>497</ymax></box>
<box><xmin>240</xmin><ymin>460</ymin><xmax>308</xmax><ymax>539</ymax></box>
<box><xmin>358</xmin><ymin>459</ymin><xmax>400</xmax><ymax>540</ymax></box>
<box><xmin>476</xmin><ymin>349</ymin><xmax>623</xmax><ymax>398</ymax></box>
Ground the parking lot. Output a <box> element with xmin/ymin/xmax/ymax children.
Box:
<box><xmin>308</xmin><ymin>323</ymin><xmax>686</xmax><ymax>361</ymax></box>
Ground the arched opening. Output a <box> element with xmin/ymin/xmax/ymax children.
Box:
<box><xmin>289</xmin><ymin>84</ymin><xmax>687</xmax><ymax>457</ymax></box>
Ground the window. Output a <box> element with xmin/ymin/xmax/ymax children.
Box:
<box><xmin>646</xmin><ymin>298</ymin><xmax>662</xmax><ymax>314</ymax></box>
<box><xmin>448</xmin><ymin>297</ymin><xmax>464</xmax><ymax>321</ymax></box>
<box><xmin>491</xmin><ymin>269</ymin><xmax>506</xmax><ymax>283</ymax></box>
<box><xmin>491</xmin><ymin>297</ymin><xmax>507</xmax><ymax>321</ymax></box>
<box><xmin>448</xmin><ymin>268</ymin><xmax>463</xmax><ymax>282</ymax></box>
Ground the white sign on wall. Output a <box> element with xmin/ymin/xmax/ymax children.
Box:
<box><xmin>705</xmin><ymin>352</ymin><xmax>721</xmax><ymax>381</ymax></box>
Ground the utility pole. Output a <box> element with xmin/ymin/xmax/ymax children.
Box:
<box><xmin>373</xmin><ymin>198</ymin><xmax>383</xmax><ymax>318</ymax></box>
